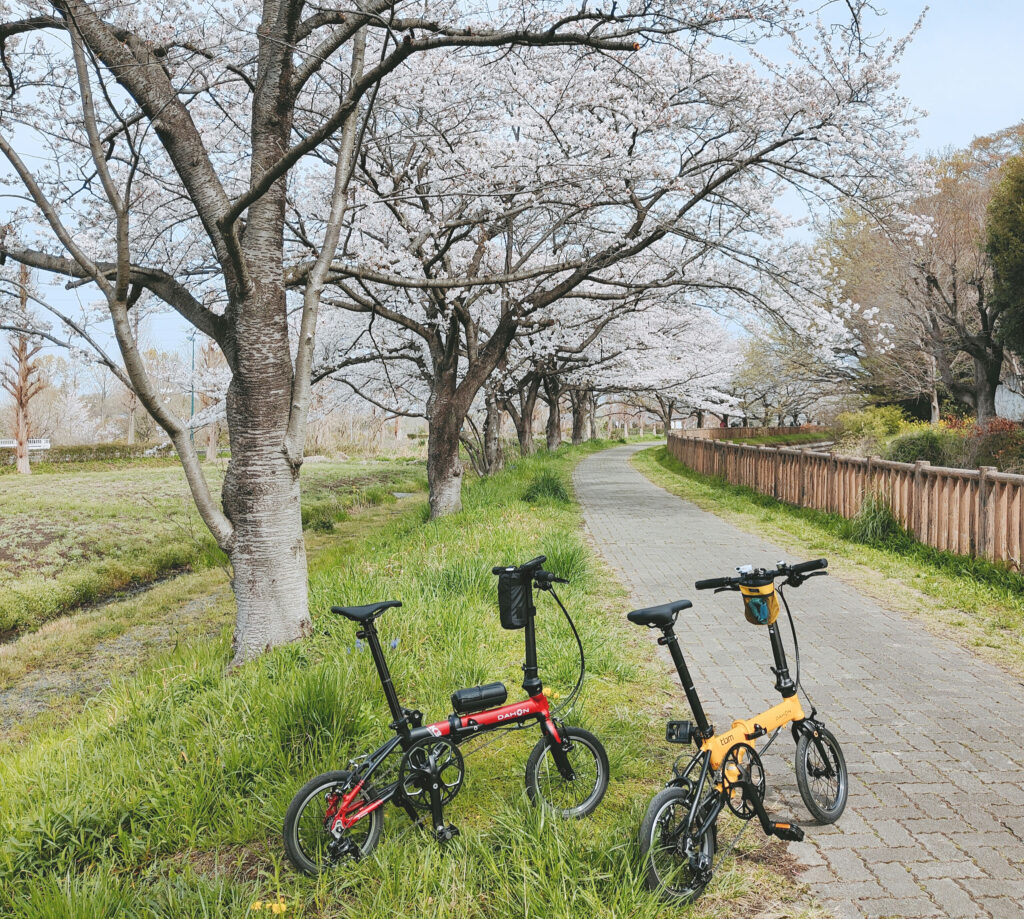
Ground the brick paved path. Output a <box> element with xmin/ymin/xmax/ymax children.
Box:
<box><xmin>576</xmin><ymin>445</ymin><xmax>1024</xmax><ymax>919</ymax></box>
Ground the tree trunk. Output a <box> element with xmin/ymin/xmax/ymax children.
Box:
<box><xmin>14</xmin><ymin>401</ymin><xmax>30</xmax><ymax>475</ymax></box>
<box><xmin>482</xmin><ymin>387</ymin><xmax>503</xmax><ymax>474</ymax></box>
<box><xmin>222</xmin><ymin>407</ymin><xmax>311</xmax><ymax>665</ymax></box>
<box><xmin>587</xmin><ymin>393</ymin><xmax>598</xmax><ymax>440</ymax></box>
<box><xmin>929</xmin><ymin>388</ymin><xmax>940</xmax><ymax>424</ymax></box>
<box><xmin>127</xmin><ymin>392</ymin><xmax>137</xmax><ymax>444</ymax></box>
<box><xmin>976</xmin><ymin>354</ymin><xmax>1001</xmax><ymax>423</ymax></box>
<box><xmin>569</xmin><ymin>389</ymin><xmax>587</xmax><ymax>445</ymax></box>
<box><xmin>427</xmin><ymin>406</ymin><xmax>464</xmax><ymax>517</ymax></box>
<box><xmin>543</xmin><ymin>376</ymin><xmax>562</xmax><ymax>450</ymax></box>
<box><xmin>206</xmin><ymin>422</ymin><xmax>218</xmax><ymax>461</ymax></box>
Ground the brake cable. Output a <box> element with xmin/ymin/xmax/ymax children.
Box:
<box><xmin>481</xmin><ymin>582</ymin><xmax>586</xmax><ymax>737</ymax></box>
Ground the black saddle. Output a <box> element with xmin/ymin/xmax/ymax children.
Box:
<box><xmin>330</xmin><ymin>600</ymin><xmax>402</xmax><ymax>623</ymax></box>
<box><xmin>626</xmin><ymin>600</ymin><xmax>692</xmax><ymax>628</ymax></box>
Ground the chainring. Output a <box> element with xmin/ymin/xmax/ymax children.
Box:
<box><xmin>721</xmin><ymin>742</ymin><xmax>766</xmax><ymax>820</ymax></box>
<box><xmin>397</xmin><ymin>737</ymin><xmax>465</xmax><ymax>811</ymax></box>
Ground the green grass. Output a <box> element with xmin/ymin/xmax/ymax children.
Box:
<box><xmin>0</xmin><ymin>459</ymin><xmax>426</xmax><ymax>637</ymax></box>
<box><xmin>633</xmin><ymin>446</ymin><xmax>1024</xmax><ymax>676</ymax></box>
<box><xmin>0</xmin><ymin>444</ymin><xmax>816</xmax><ymax>919</ymax></box>
<box><xmin>723</xmin><ymin>432</ymin><xmax>832</xmax><ymax>446</ymax></box>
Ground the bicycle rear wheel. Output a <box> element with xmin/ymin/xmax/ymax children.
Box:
<box><xmin>283</xmin><ymin>770</ymin><xmax>383</xmax><ymax>875</ymax></box>
<box><xmin>639</xmin><ymin>786</ymin><xmax>716</xmax><ymax>903</ymax></box>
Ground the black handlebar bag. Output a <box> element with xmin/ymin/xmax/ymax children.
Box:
<box><xmin>497</xmin><ymin>569</ymin><xmax>535</xmax><ymax>630</ymax></box>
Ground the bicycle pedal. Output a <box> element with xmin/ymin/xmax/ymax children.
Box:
<box><xmin>771</xmin><ymin>821</ymin><xmax>804</xmax><ymax>842</ymax></box>
<box><xmin>435</xmin><ymin>824</ymin><xmax>460</xmax><ymax>843</ymax></box>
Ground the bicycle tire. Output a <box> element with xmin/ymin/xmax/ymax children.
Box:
<box><xmin>795</xmin><ymin>726</ymin><xmax>848</xmax><ymax>824</ymax></box>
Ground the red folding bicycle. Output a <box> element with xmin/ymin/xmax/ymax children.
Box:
<box><xmin>283</xmin><ymin>555</ymin><xmax>609</xmax><ymax>875</ymax></box>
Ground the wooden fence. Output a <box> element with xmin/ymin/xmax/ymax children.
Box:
<box><xmin>676</xmin><ymin>424</ymin><xmax>829</xmax><ymax>441</ymax></box>
<box><xmin>667</xmin><ymin>433</ymin><xmax>1024</xmax><ymax>568</ymax></box>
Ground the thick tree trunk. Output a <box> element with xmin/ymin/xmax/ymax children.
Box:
<box><xmin>975</xmin><ymin>353</ymin><xmax>1002</xmax><ymax>423</ymax></box>
<box><xmin>482</xmin><ymin>388</ymin><xmax>503</xmax><ymax>474</ymax></box>
<box><xmin>929</xmin><ymin>388</ymin><xmax>940</xmax><ymax>424</ymax></box>
<box><xmin>543</xmin><ymin>376</ymin><xmax>561</xmax><ymax>450</ymax></box>
<box><xmin>222</xmin><ymin>434</ymin><xmax>310</xmax><ymax>665</ymax></box>
<box><xmin>14</xmin><ymin>403</ymin><xmax>30</xmax><ymax>475</ymax></box>
<box><xmin>569</xmin><ymin>389</ymin><xmax>588</xmax><ymax>446</ymax></box>
<box><xmin>512</xmin><ymin>376</ymin><xmax>541</xmax><ymax>456</ymax></box>
<box><xmin>427</xmin><ymin>407</ymin><xmax>464</xmax><ymax>517</ymax></box>
<box><xmin>545</xmin><ymin>399</ymin><xmax>561</xmax><ymax>450</ymax></box>
<box><xmin>221</xmin><ymin>277</ymin><xmax>312</xmax><ymax>665</ymax></box>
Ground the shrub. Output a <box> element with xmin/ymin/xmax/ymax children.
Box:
<box><xmin>884</xmin><ymin>428</ymin><xmax>955</xmax><ymax>465</ymax></box>
<box><xmin>835</xmin><ymin>405</ymin><xmax>909</xmax><ymax>442</ymax></box>
<box><xmin>522</xmin><ymin>469</ymin><xmax>570</xmax><ymax>504</ymax></box>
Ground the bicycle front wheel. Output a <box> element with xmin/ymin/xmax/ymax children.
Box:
<box><xmin>639</xmin><ymin>786</ymin><xmax>716</xmax><ymax>903</ymax></box>
<box><xmin>283</xmin><ymin>770</ymin><xmax>383</xmax><ymax>875</ymax></box>
<box><xmin>795</xmin><ymin>726</ymin><xmax>848</xmax><ymax>824</ymax></box>
<box><xmin>525</xmin><ymin>726</ymin><xmax>609</xmax><ymax>818</ymax></box>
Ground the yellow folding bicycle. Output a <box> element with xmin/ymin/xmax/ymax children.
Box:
<box><xmin>628</xmin><ymin>558</ymin><xmax>848</xmax><ymax>902</ymax></box>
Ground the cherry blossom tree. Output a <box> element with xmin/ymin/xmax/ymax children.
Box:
<box><xmin>317</xmin><ymin>11</ymin><xmax>919</xmax><ymax>513</ymax></box>
<box><xmin>0</xmin><ymin>0</ymin><xmax>687</xmax><ymax>662</ymax></box>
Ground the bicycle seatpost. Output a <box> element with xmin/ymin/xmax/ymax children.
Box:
<box><xmin>660</xmin><ymin>624</ymin><xmax>713</xmax><ymax>739</ymax></box>
<box><xmin>357</xmin><ymin>619</ymin><xmax>408</xmax><ymax>734</ymax></box>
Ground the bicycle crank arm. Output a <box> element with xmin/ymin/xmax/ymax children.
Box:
<box><xmin>729</xmin><ymin>779</ymin><xmax>805</xmax><ymax>842</ymax></box>
<box><xmin>423</xmin><ymin>772</ymin><xmax>460</xmax><ymax>843</ymax></box>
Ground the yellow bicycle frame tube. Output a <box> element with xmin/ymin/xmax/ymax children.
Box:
<box><xmin>701</xmin><ymin>694</ymin><xmax>805</xmax><ymax>770</ymax></box>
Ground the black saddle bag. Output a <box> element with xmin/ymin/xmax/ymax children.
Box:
<box><xmin>496</xmin><ymin>569</ymin><xmax>535</xmax><ymax>630</ymax></box>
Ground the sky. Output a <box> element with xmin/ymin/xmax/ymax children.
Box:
<box><xmin>9</xmin><ymin>1</ymin><xmax>1024</xmax><ymax>357</ymax></box>
<box><xmin>886</xmin><ymin>0</ymin><xmax>1024</xmax><ymax>153</ymax></box>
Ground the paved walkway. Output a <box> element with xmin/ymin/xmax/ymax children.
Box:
<box><xmin>576</xmin><ymin>445</ymin><xmax>1024</xmax><ymax>919</ymax></box>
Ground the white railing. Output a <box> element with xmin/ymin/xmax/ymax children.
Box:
<box><xmin>0</xmin><ymin>438</ymin><xmax>51</xmax><ymax>450</ymax></box>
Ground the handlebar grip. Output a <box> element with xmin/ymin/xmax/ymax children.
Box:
<box><xmin>492</xmin><ymin>555</ymin><xmax>547</xmax><ymax>576</ymax></box>
<box><xmin>790</xmin><ymin>558</ymin><xmax>827</xmax><ymax>575</ymax></box>
<box><xmin>536</xmin><ymin>570</ymin><xmax>568</xmax><ymax>584</ymax></box>
<box><xmin>695</xmin><ymin>576</ymin><xmax>730</xmax><ymax>590</ymax></box>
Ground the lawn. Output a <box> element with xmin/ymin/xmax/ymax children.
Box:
<box><xmin>0</xmin><ymin>444</ymin><xmax>817</xmax><ymax>919</ymax></box>
<box><xmin>633</xmin><ymin>446</ymin><xmax>1024</xmax><ymax>678</ymax></box>
<box><xmin>0</xmin><ymin>458</ymin><xmax>426</xmax><ymax>637</ymax></box>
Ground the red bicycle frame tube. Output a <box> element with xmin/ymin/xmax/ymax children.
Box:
<box><xmin>333</xmin><ymin>780</ymin><xmax>389</xmax><ymax>831</ymax></box>
<box><xmin>425</xmin><ymin>693</ymin><xmax>559</xmax><ymax>741</ymax></box>
<box><xmin>331</xmin><ymin>693</ymin><xmax>558</xmax><ymax>831</ymax></box>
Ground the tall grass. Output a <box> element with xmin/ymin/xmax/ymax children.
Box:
<box><xmin>0</xmin><ymin>443</ymin><xmax>812</xmax><ymax>917</ymax></box>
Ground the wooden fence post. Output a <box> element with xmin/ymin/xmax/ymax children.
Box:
<box><xmin>912</xmin><ymin>460</ymin><xmax>929</xmax><ymax>542</ymax></box>
<box><xmin>978</xmin><ymin>466</ymin><xmax>996</xmax><ymax>559</ymax></box>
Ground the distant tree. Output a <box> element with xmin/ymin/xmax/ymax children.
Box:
<box><xmin>987</xmin><ymin>156</ymin><xmax>1024</xmax><ymax>357</ymax></box>
<box><xmin>1</xmin><ymin>266</ymin><xmax>45</xmax><ymax>473</ymax></box>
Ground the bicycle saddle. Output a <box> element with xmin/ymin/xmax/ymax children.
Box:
<box><xmin>626</xmin><ymin>600</ymin><xmax>692</xmax><ymax>628</ymax></box>
<box><xmin>330</xmin><ymin>600</ymin><xmax>402</xmax><ymax>622</ymax></box>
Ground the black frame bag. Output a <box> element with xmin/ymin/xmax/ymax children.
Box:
<box><xmin>497</xmin><ymin>569</ymin><xmax>535</xmax><ymax>630</ymax></box>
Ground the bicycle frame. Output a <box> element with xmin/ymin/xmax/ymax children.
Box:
<box><xmin>329</xmin><ymin>606</ymin><xmax>571</xmax><ymax>833</ymax></box>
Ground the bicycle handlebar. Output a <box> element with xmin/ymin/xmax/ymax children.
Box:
<box><xmin>536</xmin><ymin>570</ymin><xmax>569</xmax><ymax>585</ymax></box>
<box><xmin>694</xmin><ymin>558</ymin><xmax>828</xmax><ymax>590</ymax></box>
<box><xmin>492</xmin><ymin>555</ymin><xmax>546</xmax><ymax>576</ymax></box>
<box><xmin>694</xmin><ymin>576</ymin><xmax>731</xmax><ymax>591</ymax></box>
<box><xmin>790</xmin><ymin>557</ymin><xmax>828</xmax><ymax>575</ymax></box>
